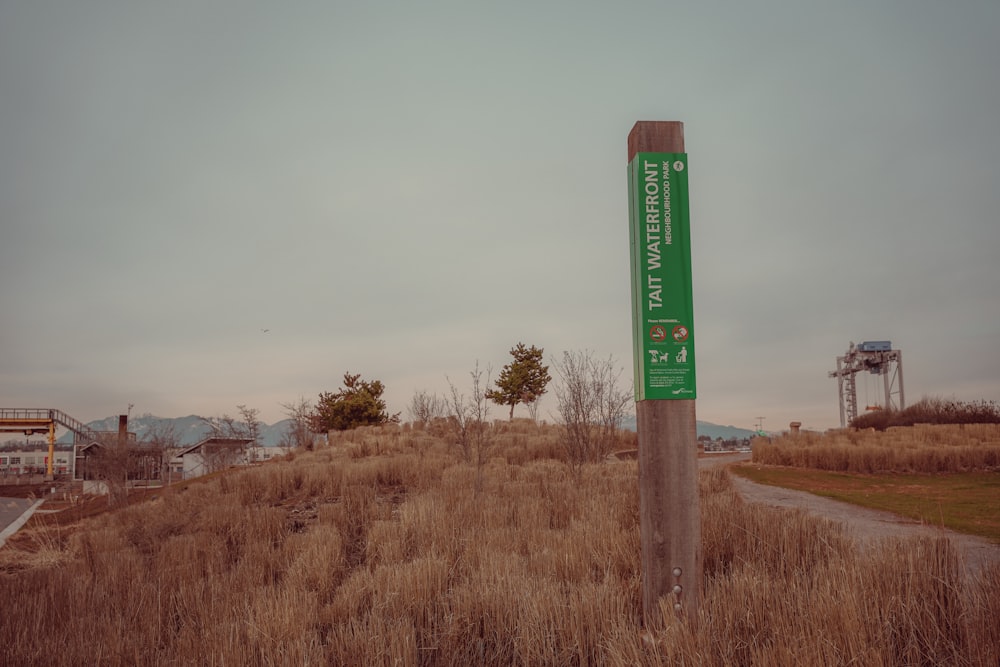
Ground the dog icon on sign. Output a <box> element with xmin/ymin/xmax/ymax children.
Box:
<box><xmin>648</xmin><ymin>350</ymin><xmax>672</xmax><ymax>364</ymax></box>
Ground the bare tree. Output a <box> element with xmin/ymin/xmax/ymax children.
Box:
<box><xmin>446</xmin><ymin>378</ymin><xmax>474</xmax><ymax>463</ymax></box>
<box><xmin>280</xmin><ymin>397</ymin><xmax>315</xmax><ymax>450</ymax></box>
<box><xmin>446</xmin><ymin>363</ymin><xmax>494</xmax><ymax>492</ymax></box>
<box><xmin>202</xmin><ymin>439</ymin><xmax>248</xmax><ymax>472</ymax></box>
<box><xmin>408</xmin><ymin>390</ymin><xmax>447</xmax><ymax>427</ymax></box>
<box><xmin>143</xmin><ymin>417</ymin><xmax>181</xmax><ymax>485</ymax></box>
<box><xmin>237</xmin><ymin>405</ymin><xmax>262</xmax><ymax>447</ymax></box>
<box><xmin>525</xmin><ymin>392</ymin><xmax>542</xmax><ymax>423</ymax></box>
<box><xmin>87</xmin><ymin>432</ymin><xmax>132</xmax><ymax>507</ymax></box>
<box><xmin>200</xmin><ymin>413</ymin><xmax>242</xmax><ymax>439</ymax></box>
<box><xmin>553</xmin><ymin>350</ymin><xmax>632</xmax><ymax>472</ymax></box>
<box><xmin>199</xmin><ymin>405</ymin><xmax>260</xmax><ymax>465</ymax></box>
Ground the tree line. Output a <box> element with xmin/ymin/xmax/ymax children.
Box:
<box><xmin>304</xmin><ymin>342</ymin><xmax>632</xmax><ymax>473</ymax></box>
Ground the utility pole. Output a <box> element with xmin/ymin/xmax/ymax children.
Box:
<box><xmin>627</xmin><ymin>121</ymin><xmax>700</xmax><ymax>625</ymax></box>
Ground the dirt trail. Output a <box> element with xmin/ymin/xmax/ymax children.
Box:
<box><xmin>700</xmin><ymin>452</ymin><xmax>1000</xmax><ymax>576</ymax></box>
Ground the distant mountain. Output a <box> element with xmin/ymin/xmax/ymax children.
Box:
<box><xmin>57</xmin><ymin>414</ymin><xmax>754</xmax><ymax>447</ymax></box>
<box><xmin>58</xmin><ymin>415</ymin><xmax>293</xmax><ymax>447</ymax></box>
<box><xmin>620</xmin><ymin>415</ymin><xmax>756</xmax><ymax>441</ymax></box>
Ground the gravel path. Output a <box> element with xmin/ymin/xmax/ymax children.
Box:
<box><xmin>700</xmin><ymin>452</ymin><xmax>1000</xmax><ymax>576</ymax></box>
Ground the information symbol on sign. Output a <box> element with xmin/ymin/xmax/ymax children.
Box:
<box><xmin>649</xmin><ymin>325</ymin><xmax>667</xmax><ymax>342</ymax></box>
<box><xmin>672</xmin><ymin>325</ymin><xmax>689</xmax><ymax>342</ymax></box>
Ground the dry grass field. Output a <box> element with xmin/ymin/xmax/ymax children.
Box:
<box><xmin>1</xmin><ymin>421</ymin><xmax>998</xmax><ymax>665</ymax></box>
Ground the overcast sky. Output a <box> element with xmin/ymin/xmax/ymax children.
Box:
<box><xmin>2</xmin><ymin>1</ymin><xmax>998</xmax><ymax>432</ymax></box>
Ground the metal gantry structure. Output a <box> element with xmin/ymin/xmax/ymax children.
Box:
<box><xmin>828</xmin><ymin>341</ymin><xmax>905</xmax><ymax>428</ymax></box>
<box><xmin>0</xmin><ymin>408</ymin><xmax>99</xmax><ymax>477</ymax></box>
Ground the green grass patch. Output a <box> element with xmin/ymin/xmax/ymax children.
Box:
<box><xmin>730</xmin><ymin>463</ymin><xmax>1000</xmax><ymax>543</ymax></box>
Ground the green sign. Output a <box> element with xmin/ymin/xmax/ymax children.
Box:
<box><xmin>627</xmin><ymin>152</ymin><xmax>696</xmax><ymax>400</ymax></box>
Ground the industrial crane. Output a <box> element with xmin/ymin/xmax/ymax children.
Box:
<box><xmin>828</xmin><ymin>341</ymin><xmax>905</xmax><ymax>428</ymax></box>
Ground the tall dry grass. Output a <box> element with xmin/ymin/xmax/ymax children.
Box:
<box><xmin>1</xmin><ymin>422</ymin><xmax>997</xmax><ymax>665</ymax></box>
<box><xmin>851</xmin><ymin>397</ymin><xmax>1000</xmax><ymax>430</ymax></box>
<box><xmin>754</xmin><ymin>423</ymin><xmax>1000</xmax><ymax>473</ymax></box>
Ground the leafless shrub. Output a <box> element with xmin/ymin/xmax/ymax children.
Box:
<box><xmin>446</xmin><ymin>362</ymin><xmax>494</xmax><ymax>492</ymax></box>
<box><xmin>408</xmin><ymin>390</ymin><xmax>447</xmax><ymax>427</ymax></box>
<box><xmin>196</xmin><ymin>405</ymin><xmax>262</xmax><ymax>470</ymax></box>
<box><xmin>141</xmin><ymin>418</ymin><xmax>179</xmax><ymax>484</ymax></box>
<box><xmin>200</xmin><ymin>404</ymin><xmax>261</xmax><ymax>444</ymax></box>
<box><xmin>84</xmin><ymin>432</ymin><xmax>134</xmax><ymax>507</ymax></box>
<box><xmin>280</xmin><ymin>397</ymin><xmax>316</xmax><ymax>450</ymax></box>
<box><xmin>552</xmin><ymin>350</ymin><xmax>632</xmax><ymax>472</ymax></box>
<box><xmin>445</xmin><ymin>365</ymin><xmax>487</xmax><ymax>461</ymax></box>
<box><xmin>204</xmin><ymin>439</ymin><xmax>251</xmax><ymax>473</ymax></box>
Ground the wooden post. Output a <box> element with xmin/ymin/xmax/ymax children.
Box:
<box><xmin>628</xmin><ymin>121</ymin><xmax>701</xmax><ymax>625</ymax></box>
